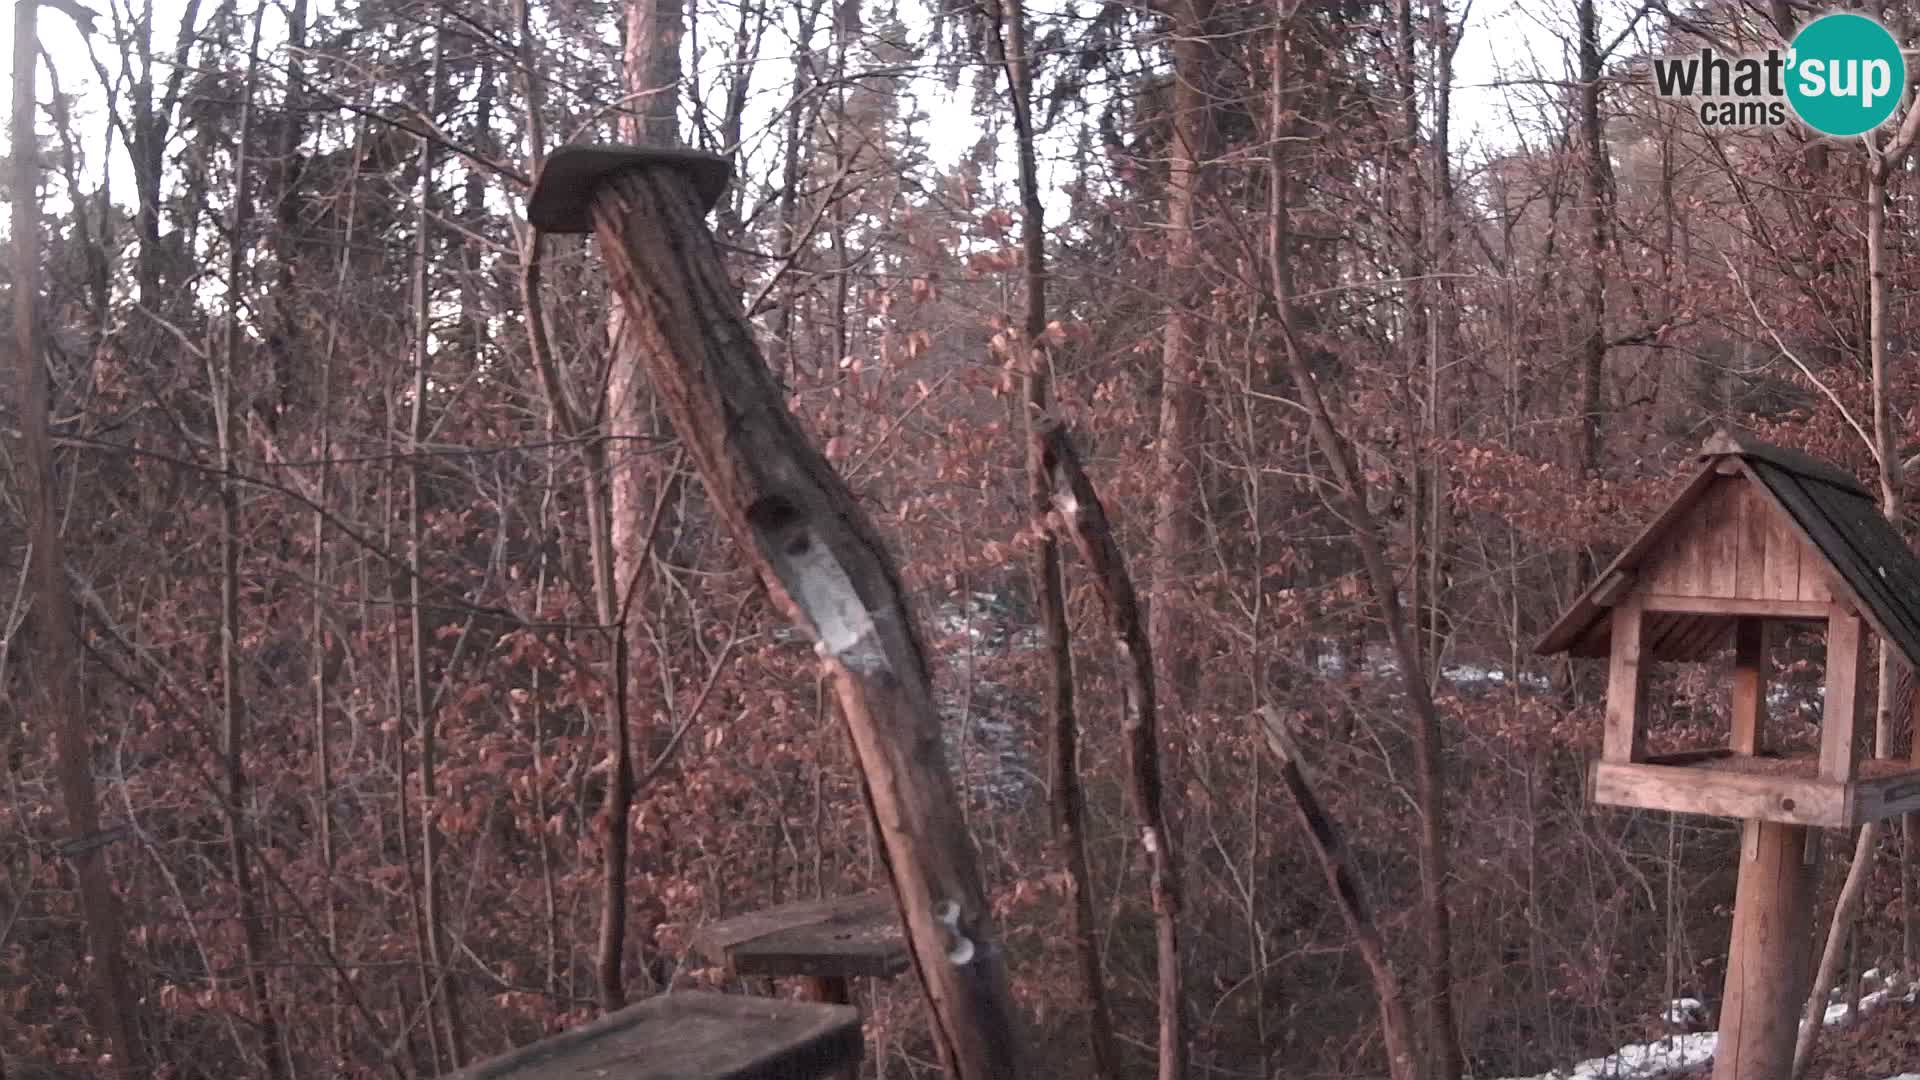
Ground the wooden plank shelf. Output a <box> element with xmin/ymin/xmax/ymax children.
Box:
<box><xmin>448</xmin><ymin>991</ymin><xmax>861</xmax><ymax>1080</ymax></box>
<box><xmin>693</xmin><ymin>892</ymin><xmax>911</xmax><ymax>981</ymax></box>
<box><xmin>1592</xmin><ymin>753</ymin><xmax>1920</xmax><ymax>827</ymax></box>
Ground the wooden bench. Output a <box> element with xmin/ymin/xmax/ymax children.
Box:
<box><xmin>447</xmin><ymin>991</ymin><xmax>861</xmax><ymax>1080</ymax></box>
<box><xmin>691</xmin><ymin>892</ymin><xmax>911</xmax><ymax>1005</ymax></box>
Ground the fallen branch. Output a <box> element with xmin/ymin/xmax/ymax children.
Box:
<box><xmin>1256</xmin><ymin>707</ymin><xmax>1419</xmax><ymax>1080</ymax></box>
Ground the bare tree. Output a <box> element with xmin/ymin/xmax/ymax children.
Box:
<box><xmin>212</xmin><ymin>7</ymin><xmax>289</xmax><ymax>1075</ymax></box>
<box><xmin>1793</xmin><ymin>92</ymin><xmax>1920</xmax><ymax>1079</ymax></box>
<box><xmin>9</xmin><ymin>1</ymin><xmax>147</xmax><ymax>1073</ymax></box>
<box><xmin>984</xmin><ymin>0</ymin><xmax>1119</xmax><ymax>1074</ymax></box>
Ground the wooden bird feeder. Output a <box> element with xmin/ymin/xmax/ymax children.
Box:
<box><xmin>1538</xmin><ymin>430</ymin><xmax>1920</xmax><ymax>1079</ymax></box>
<box><xmin>446</xmin><ymin>991</ymin><xmax>861</xmax><ymax>1080</ymax></box>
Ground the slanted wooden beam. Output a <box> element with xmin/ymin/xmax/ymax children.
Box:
<box><xmin>1604</xmin><ymin>595</ymin><xmax>1650</xmax><ymax>763</ymax></box>
<box><xmin>1591</xmin><ymin>570</ymin><xmax>1633</xmax><ymax>608</ymax></box>
<box><xmin>1731</xmin><ymin>619</ymin><xmax>1766</xmax><ymax>756</ymax></box>
<box><xmin>1822</xmin><ymin>606</ymin><xmax>1866</xmax><ymax>783</ymax></box>
<box><xmin>526</xmin><ymin>146</ymin><xmax>1022</xmax><ymax>1080</ymax></box>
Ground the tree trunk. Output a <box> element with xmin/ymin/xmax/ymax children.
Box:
<box><xmin>215</xmin><ymin>10</ymin><xmax>289</xmax><ymax>1075</ymax></box>
<box><xmin>993</xmin><ymin>0</ymin><xmax>1119</xmax><ymax>1073</ymax></box>
<box><xmin>599</xmin><ymin>0</ymin><xmax>686</xmax><ymax>1005</ymax></box>
<box><xmin>1034</xmin><ymin>423</ymin><xmax>1186</xmax><ymax>1080</ymax></box>
<box><xmin>1574</xmin><ymin>0</ymin><xmax>1610</xmax><ymax>489</ymax></box>
<box><xmin>408</xmin><ymin>25</ymin><xmax>467</xmax><ymax>1067</ymax></box>
<box><xmin>1148</xmin><ymin>0</ymin><xmax>1214</xmax><ymax>724</ymax></box>
<box><xmin>1793</xmin><ymin>145</ymin><xmax>1908</xmax><ymax>1080</ymax></box>
<box><xmin>1268</xmin><ymin>7</ymin><xmax>1460</xmax><ymax>1075</ymax></box>
<box><xmin>310</xmin><ymin>118</ymin><xmax>359</xmax><ymax>1067</ymax></box>
<box><xmin>1268</xmin><ymin>172</ymin><xmax>1462</xmax><ymax>1080</ymax></box>
<box><xmin>9</xmin><ymin>4</ymin><xmax>148</xmax><ymax>1074</ymax></box>
<box><xmin>575</xmin><ymin>159</ymin><xmax>1027</xmax><ymax>1080</ymax></box>
<box><xmin>1423</xmin><ymin>0</ymin><xmax>1456</xmax><ymax>668</ymax></box>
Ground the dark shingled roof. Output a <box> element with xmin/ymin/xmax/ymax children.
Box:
<box><xmin>1536</xmin><ymin>431</ymin><xmax>1920</xmax><ymax>670</ymax></box>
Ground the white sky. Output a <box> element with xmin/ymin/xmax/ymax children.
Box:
<box><xmin>2</xmin><ymin>0</ymin><xmax>1612</xmax><ymax>230</ymax></box>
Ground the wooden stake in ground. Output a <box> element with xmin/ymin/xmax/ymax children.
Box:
<box><xmin>528</xmin><ymin>145</ymin><xmax>1023</xmax><ymax>1080</ymax></box>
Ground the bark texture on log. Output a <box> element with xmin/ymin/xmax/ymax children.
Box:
<box><xmin>585</xmin><ymin>165</ymin><xmax>1023</xmax><ymax>1080</ymax></box>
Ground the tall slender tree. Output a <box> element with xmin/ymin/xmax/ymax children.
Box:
<box><xmin>10</xmin><ymin>2</ymin><xmax>147</xmax><ymax>1073</ymax></box>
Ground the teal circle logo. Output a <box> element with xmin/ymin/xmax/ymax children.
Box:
<box><xmin>1787</xmin><ymin>13</ymin><xmax>1906</xmax><ymax>136</ymax></box>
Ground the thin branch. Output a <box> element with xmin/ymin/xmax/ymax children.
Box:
<box><xmin>1723</xmin><ymin>253</ymin><xmax>1878</xmax><ymax>465</ymax></box>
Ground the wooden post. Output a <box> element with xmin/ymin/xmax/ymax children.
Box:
<box><xmin>1731</xmin><ymin>619</ymin><xmax>1766</xmax><ymax>755</ymax></box>
<box><xmin>527</xmin><ymin>146</ymin><xmax>1023</xmax><ymax>1080</ymax></box>
<box><xmin>1713</xmin><ymin>820</ymin><xmax>1816</xmax><ymax>1080</ymax></box>
<box><xmin>1822</xmin><ymin>606</ymin><xmax>1865</xmax><ymax>783</ymax></box>
<box><xmin>804</xmin><ymin>976</ymin><xmax>852</xmax><ymax>1006</ymax></box>
<box><xmin>805</xmin><ymin>976</ymin><xmax>858</xmax><ymax>1080</ymax></box>
<box><xmin>1604</xmin><ymin>596</ymin><xmax>1649</xmax><ymax>762</ymax></box>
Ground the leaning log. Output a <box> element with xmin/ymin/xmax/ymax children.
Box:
<box><xmin>527</xmin><ymin>145</ymin><xmax>1022</xmax><ymax>1080</ymax></box>
<box><xmin>1032</xmin><ymin>421</ymin><xmax>1185</xmax><ymax>1078</ymax></box>
<box><xmin>1256</xmin><ymin>707</ymin><xmax>1419</xmax><ymax>1080</ymax></box>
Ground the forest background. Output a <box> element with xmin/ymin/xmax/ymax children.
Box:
<box><xmin>4</xmin><ymin>0</ymin><xmax>1920</xmax><ymax>1075</ymax></box>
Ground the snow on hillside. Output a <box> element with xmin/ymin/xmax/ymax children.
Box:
<box><xmin>1497</xmin><ymin>981</ymin><xmax>1918</xmax><ymax>1080</ymax></box>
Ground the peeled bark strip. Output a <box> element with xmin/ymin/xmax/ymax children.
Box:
<box><xmin>1033</xmin><ymin>422</ymin><xmax>1186</xmax><ymax>1080</ymax></box>
<box><xmin>582</xmin><ymin>165</ymin><xmax>1022</xmax><ymax>1080</ymax></box>
<box><xmin>1257</xmin><ymin>708</ymin><xmax>1419</xmax><ymax>1080</ymax></box>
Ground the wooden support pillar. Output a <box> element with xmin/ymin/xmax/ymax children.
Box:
<box><xmin>1604</xmin><ymin>596</ymin><xmax>1649</xmax><ymax>763</ymax></box>
<box><xmin>1713</xmin><ymin>820</ymin><xmax>1816</xmax><ymax>1080</ymax></box>
<box><xmin>1822</xmin><ymin>606</ymin><xmax>1865</xmax><ymax>783</ymax></box>
<box><xmin>804</xmin><ymin>976</ymin><xmax>852</xmax><ymax>1006</ymax></box>
<box><xmin>1731</xmin><ymin>619</ymin><xmax>1766</xmax><ymax>756</ymax></box>
<box><xmin>527</xmin><ymin>146</ymin><xmax>1023</xmax><ymax>1080</ymax></box>
<box><xmin>803</xmin><ymin>978</ymin><xmax>857</xmax><ymax>1080</ymax></box>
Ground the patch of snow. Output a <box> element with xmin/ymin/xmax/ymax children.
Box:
<box><xmin>1496</xmin><ymin>1032</ymin><xmax>1717</xmax><ymax>1080</ymax></box>
<box><xmin>1820</xmin><ymin>975</ymin><xmax>1917</xmax><ymax>1027</ymax></box>
<box><xmin>1822</xmin><ymin>987</ymin><xmax>1886</xmax><ymax>1026</ymax></box>
<box><xmin>1663</xmin><ymin>997</ymin><xmax>1708</xmax><ymax>1027</ymax></box>
<box><xmin>1496</xmin><ymin>978</ymin><xmax>1917</xmax><ymax>1080</ymax></box>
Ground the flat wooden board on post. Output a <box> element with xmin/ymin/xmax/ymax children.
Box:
<box><xmin>446</xmin><ymin>992</ymin><xmax>861</xmax><ymax>1080</ymax></box>
<box><xmin>692</xmin><ymin>892</ymin><xmax>911</xmax><ymax>981</ymax></box>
